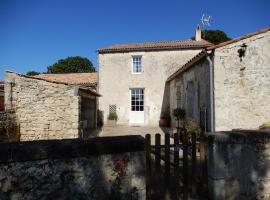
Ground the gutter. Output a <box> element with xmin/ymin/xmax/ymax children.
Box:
<box><xmin>206</xmin><ymin>50</ymin><xmax>215</xmax><ymax>132</ymax></box>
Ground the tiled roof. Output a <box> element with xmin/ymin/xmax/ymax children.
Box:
<box><xmin>5</xmin><ymin>71</ymin><xmax>101</xmax><ymax>97</ymax></box>
<box><xmin>33</xmin><ymin>73</ymin><xmax>98</xmax><ymax>86</ymax></box>
<box><xmin>98</xmin><ymin>39</ymin><xmax>213</xmax><ymax>53</ymax></box>
<box><xmin>167</xmin><ymin>27</ymin><xmax>270</xmax><ymax>82</ymax></box>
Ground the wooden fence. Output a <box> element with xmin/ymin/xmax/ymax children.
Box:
<box><xmin>145</xmin><ymin>130</ymin><xmax>207</xmax><ymax>199</ymax></box>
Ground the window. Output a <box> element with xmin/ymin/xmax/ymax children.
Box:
<box><xmin>131</xmin><ymin>89</ymin><xmax>144</xmax><ymax>111</ymax></box>
<box><xmin>132</xmin><ymin>56</ymin><xmax>142</xmax><ymax>73</ymax></box>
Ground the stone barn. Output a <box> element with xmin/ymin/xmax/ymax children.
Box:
<box><xmin>4</xmin><ymin>71</ymin><xmax>100</xmax><ymax>141</ymax></box>
<box><xmin>167</xmin><ymin>27</ymin><xmax>270</xmax><ymax>132</ymax></box>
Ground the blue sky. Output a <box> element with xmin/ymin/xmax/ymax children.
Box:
<box><xmin>0</xmin><ymin>0</ymin><xmax>269</xmax><ymax>79</ymax></box>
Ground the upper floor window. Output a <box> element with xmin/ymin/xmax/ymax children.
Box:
<box><xmin>132</xmin><ymin>56</ymin><xmax>142</xmax><ymax>74</ymax></box>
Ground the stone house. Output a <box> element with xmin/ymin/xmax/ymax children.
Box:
<box><xmin>167</xmin><ymin>27</ymin><xmax>270</xmax><ymax>132</ymax></box>
<box><xmin>4</xmin><ymin>71</ymin><xmax>100</xmax><ymax>141</ymax></box>
<box><xmin>98</xmin><ymin>26</ymin><xmax>212</xmax><ymax>126</ymax></box>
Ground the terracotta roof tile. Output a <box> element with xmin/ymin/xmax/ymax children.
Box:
<box><xmin>33</xmin><ymin>73</ymin><xmax>98</xmax><ymax>86</ymax></box>
<box><xmin>98</xmin><ymin>39</ymin><xmax>212</xmax><ymax>53</ymax></box>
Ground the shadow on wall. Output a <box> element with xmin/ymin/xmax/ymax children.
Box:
<box><xmin>160</xmin><ymin>82</ymin><xmax>171</xmax><ymax>127</ymax></box>
<box><xmin>0</xmin><ymin>136</ymin><xmax>146</xmax><ymax>199</ymax></box>
<box><xmin>207</xmin><ymin>130</ymin><xmax>270</xmax><ymax>200</ymax></box>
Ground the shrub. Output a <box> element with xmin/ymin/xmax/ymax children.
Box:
<box><xmin>173</xmin><ymin>108</ymin><xmax>186</xmax><ymax>120</ymax></box>
<box><xmin>108</xmin><ymin>112</ymin><xmax>118</xmax><ymax>121</ymax></box>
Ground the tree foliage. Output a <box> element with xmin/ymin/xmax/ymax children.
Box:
<box><xmin>26</xmin><ymin>71</ymin><xmax>40</xmax><ymax>76</ymax></box>
<box><xmin>192</xmin><ymin>29</ymin><xmax>231</xmax><ymax>45</ymax></box>
<box><xmin>47</xmin><ymin>56</ymin><xmax>95</xmax><ymax>74</ymax></box>
<box><xmin>202</xmin><ymin>30</ymin><xmax>231</xmax><ymax>45</ymax></box>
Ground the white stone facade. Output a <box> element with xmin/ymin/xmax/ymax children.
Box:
<box><xmin>214</xmin><ymin>30</ymin><xmax>270</xmax><ymax>131</ymax></box>
<box><xmin>5</xmin><ymin>72</ymin><xmax>80</xmax><ymax>141</ymax></box>
<box><xmin>98</xmin><ymin>50</ymin><xmax>202</xmax><ymax>126</ymax></box>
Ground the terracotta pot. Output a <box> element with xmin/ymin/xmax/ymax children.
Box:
<box><xmin>159</xmin><ymin>117</ymin><xmax>170</xmax><ymax>127</ymax></box>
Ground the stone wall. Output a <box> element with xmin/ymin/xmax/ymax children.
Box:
<box><xmin>207</xmin><ymin>130</ymin><xmax>270</xmax><ymax>200</ymax></box>
<box><xmin>99</xmin><ymin>49</ymin><xmax>201</xmax><ymax>126</ymax></box>
<box><xmin>0</xmin><ymin>135</ymin><xmax>145</xmax><ymax>200</ymax></box>
<box><xmin>214</xmin><ymin>30</ymin><xmax>270</xmax><ymax>131</ymax></box>
<box><xmin>170</xmin><ymin>58</ymin><xmax>211</xmax><ymax>130</ymax></box>
<box><xmin>5</xmin><ymin>72</ymin><xmax>80</xmax><ymax>141</ymax></box>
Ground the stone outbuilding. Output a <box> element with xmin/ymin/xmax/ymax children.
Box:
<box><xmin>4</xmin><ymin>71</ymin><xmax>101</xmax><ymax>141</ymax></box>
<box><xmin>98</xmin><ymin>26</ymin><xmax>212</xmax><ymax>126</ymax></box>
<box><xmin>167</xmin><ymin>27</ymin><xmax>270</xmax><ymax>132</ymax></box>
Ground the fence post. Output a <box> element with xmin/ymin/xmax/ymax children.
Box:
<box><xmin>164</xmin><ymin>133</ymin><xmax>170</xmax><ymax>196</ymax></box>
<box><xmin>199</xmin><ymin>131</ymin><xmax>207</xmax><ymax>191</ymax></box>
<box><xmin>191</xmin><ymin>132</ymin><xmax>197</xmax><ymax>194</ymax></box>
<box><xmin>173</xmin><ymin>132</ymin><xmax>180</xmax><ymax>198</ymax></box>
<box><xmin>183</xmin><ymin>129</ymin><xmax>189</xmax><ymax>199</ymax></box>
<box><xmin>155</xmin><ymin>133</ymin><xmax>161</xmax><ymax>199</ymax></box>
<box><xmin>145</xmin><ymin>134</ymin><xmax>151</xmax><ymax>200</ymax></box>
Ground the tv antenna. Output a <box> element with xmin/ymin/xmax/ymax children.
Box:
<box><xmin>201</xmin><ymin>13</ymin><xmax>212</xmax><ymax>39</ymax></box>
<box><xmin>201</xmin><ymin>14</ymin><xmax>211</xmax><ymax>26</ymax></box>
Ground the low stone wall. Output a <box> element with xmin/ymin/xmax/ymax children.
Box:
<box><xmin>0</xmin><ymin>135</ymin><xmax>145</xmax><ymax>200</ymax></box>
<box><xmin>207</xmin><ymin>130</ymin><xmax>270</xmax><ymax>200</ymax></box>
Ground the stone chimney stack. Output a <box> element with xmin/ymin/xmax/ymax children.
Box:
<box><xmin>195</xmin><ymin>25</ymin><xmax>202</xmax><ymax>41</ymax></box>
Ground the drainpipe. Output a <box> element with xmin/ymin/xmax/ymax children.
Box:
<box><xmin>206</xmin><ymin>51</ymin><xmax>215</xmax><ymax>132</ymax></box>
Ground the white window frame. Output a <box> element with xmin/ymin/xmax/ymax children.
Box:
<box><xmin>132</xmin><ymin>56</ymin><xmax>142</xmax><ymax>74</ymax></box>
<box><xmin>130</xmin><ymin>88</ymin><xmax>144</xmax><ymax>111</ymax></box>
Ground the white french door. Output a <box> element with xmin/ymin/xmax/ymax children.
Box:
<box><xmin>130</xmin><ymin>89</ymin><xmax>144</xmax><ymax>124</ymax></box>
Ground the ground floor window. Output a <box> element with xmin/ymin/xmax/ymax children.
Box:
<box><xmin>131</xmin><ymin>89</ymin><xmax>144</xmax><ymax>111</ymax></box>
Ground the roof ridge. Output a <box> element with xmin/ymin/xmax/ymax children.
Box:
<box><xmin>100</xmin><ymin>39</ymin><xmax>211</xmax><ymax>48</ymax></box>
<box><xmin>207</xmin><ymin>27</ymin><xmax>270</xmax><ymax>50</ymax></box>
<box><xmin>35</xmin><ymin>72</ymin><xmax>97</xmax><ymax>75</ymax></box>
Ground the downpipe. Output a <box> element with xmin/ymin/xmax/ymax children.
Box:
<box><xmin>206</xmin><ymin>51</ymin><xmax>215</xmax><ymax>132</ymax></box>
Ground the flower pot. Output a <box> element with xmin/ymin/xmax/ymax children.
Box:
<box><xmin>159</xmin><ymin>117</ymin><xmax>170</xmax><ymax>127</ymax></box>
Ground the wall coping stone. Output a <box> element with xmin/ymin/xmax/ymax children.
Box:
<box><xmin>206</xmin><ymin>130</ymin><xmax>270</xmax><ymax>144</ymax></box>
<box><xmin>0</xmin><ymin>135</ymin><xmax>145</xmax><ymax>163</ymax></box>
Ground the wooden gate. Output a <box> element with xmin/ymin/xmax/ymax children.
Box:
<box><xmin>145</xmin><ymin>130</ymin><xmax>207</xmax><ymax>199</ymax></box>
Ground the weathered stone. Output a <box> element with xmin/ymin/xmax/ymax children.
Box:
<box><xmin>4</xmin><ymin>72</ymin><xmax>81</xmax><ymax>141</ymax></box>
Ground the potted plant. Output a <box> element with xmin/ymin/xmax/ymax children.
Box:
<box><xmin>107</xmin><ymin>112</ymin><xmax>118</xmax><ymax>126</ymax></box>
<box><xmin>173</xmin><ymin>108</ymin><xmax>186</xmax><ymax>133</ymax></box>
<box><xmin>159</xmin><ymin>113</ymin><xmax>171</xmax><ymax>127</ymax></box>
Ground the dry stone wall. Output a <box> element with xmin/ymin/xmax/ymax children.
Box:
<box><xmin>5</xmin><ymin>72</ymin><xmax>80</xmax><ymax>141</ymax></box>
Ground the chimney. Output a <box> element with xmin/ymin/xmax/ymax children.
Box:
<box><xmin>195</xmin><ymin>25</ymin><xmax>202</xmax><ymax>41</ymax></box>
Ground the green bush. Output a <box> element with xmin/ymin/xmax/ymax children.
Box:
<box><xmin>108</xmin><ymin>112</ymin><xmax>118</xmax><ymax>121</ymax></box>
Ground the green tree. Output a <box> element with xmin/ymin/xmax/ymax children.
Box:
<box><xmin>193</xmin><ymin>29</ymin><xmax>231</xmax><ymax>45</ymax></box>
<box><xmin>47</xmin><ymin>56</ymin><xmax>95</xmax><ymax>74</ymax></box>
<box><xmin>26</xmin><ymin>70</ymin><xmax>40</xmax><ymax>76</ymax></box>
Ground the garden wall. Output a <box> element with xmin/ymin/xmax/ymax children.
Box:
<box><xmin>0</xmin><ymin>135</ymin><xmax>145</xmax><ymax>200</ymax></box>
<box><xmin>207</xmin><ymin>130</ymin><xmax>270</xmax><ymax>200</ymax></box>
<box><xmin>5</xmin><ymin>71</ymin><xmax>80</xmax><ymax>141</ymax></box>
